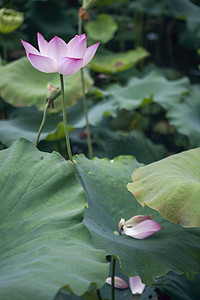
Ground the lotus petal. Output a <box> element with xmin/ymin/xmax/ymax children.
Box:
<box><xmin>68</xmin><ymin>34</ymin><xmax>86</xmax><ymax>50</ymax></box>
<box><xmin>68</xmin><ymin>37</ymin><xmax>87</xmax><ymax>58</ymax></box>
<box><xmin>105</xmin><ymin>276</ymin><xmax>128</xmax><ymax>289</ymax></box>
<box><xmin>129</xmin><ymin>276</ymin><xmax>146</xmax><ymax>295</ymax></box>
<box><xmin>47</xmin><ymin>36</ymin><xmax>68</xmax><ymax>63</ymax></box>
<box><xmin>58</xmin><ymin>57</ymin><xmax>83</xmax><ymax>76</ymax></box>
<box><xmin>83</xmin><ymin>42</ymin><xmax>100</xmax><ymax>67</ymax></box>
<box><xmin>21</xmin><ymin>39</ymin><xmax>40</xmax><ymax>55</ymax></box>
<box><xmin>28</xmin><ymin>53</ymin><xmax>57</xmax><ymax>73</ymax></box>
<box><xmin>37</xmin><ymin>32</ymin><xmax>49</xmax><ymax>56</ymax></box>
<box><xmin>125</xmin><ymin>215</ymin><xmax>152</xmax><ymax>227</ymax></box>
<box><xmin>123</xmin><ymin>219</ymin><xmax>162</xmax><ymax>239</ymax></box>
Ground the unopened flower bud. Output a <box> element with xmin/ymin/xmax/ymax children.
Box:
<box><xmin>0</xmin><ymin>8</ymin><xmax>24</xmax><ymax>34</ymax></box>
<box><xmin>47</xmin><ymin>83</ymin><xmax>61</xmax><ymax>101</ymax></box>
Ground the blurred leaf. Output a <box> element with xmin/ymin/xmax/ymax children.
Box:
<box><xmin>167</xmin><ymin>86</ymin><xmax>200</xmax><ymax>147</ymax></box>
<box><xmin>25</xmin><ymin>1</ymin><xmax>76</xmax><ymax>39</ymax></box>
<box><xmin>76</xmin><ymin>155</ymin><xmax>200</xmax><ymax>284</ymax></box>
<box><xmin>0</xmin><ymin>139</ymin><xmax>109</xmax><ymax>299</ymax></box>
<box><xmin>0</xmin><ymin>106</ymin><xmax>63</xmax><ymax>146</ymax></box>
<box><xmin>67</xmin><ymin>98</ymin><xmax>117</xmax><ymax>128</ymax></box>
<box><xmin>45</xmin><ymin>122</ymin><xmax>66</xmax><ymax>141</ymax></box>
<box><xmin>85</xmin><ymin>14</ymin><xmax>118</xmax><ymax>44</ymax></box>
<box><xmin>107</xmin><ymin>71</ymin><xmax>190</xmax><ymax>111</ymax></box>
<box><xmin>128</xmin><ymin>148</ymin><xmax>200</xmax><ymax>227</ymax></box>
<box><xmin>165</xmin><ymin>0</ymin><xmax>200</xmax><ymax>24</ymax></box>
<box><xmin>156</xmin><ymin>272</ymin><xmax>200</xmax><ymax>300</ymax></box>
<box><xmin>0</xmin><ymin>57</ymin><xmax>93</xmax><ymax>112</ymax></box>
<box><xmin>0</xmin><ymin>97</ymin><xmax>116</xmax><ymax>147</ymax></box>
<box><xmin>166</xmin><ymin>0</ymin><xmax>200</xmax><ymax>48</ymax></box>
<box><xmin>93</xmin><ymin>127</ymin><xmax>167</xmax><ymax>164</ymax></box>
<box><xmin>90</xmin><ymin>48</ymin><xmax>149</xmax><ymax>74</ymax></box>
<box><xmin>97</xmin><ymin>0</ymin><xmax>128</xmax><ymax>5</ymax></box>
<box><xmin>130</xmin><ymin>0</ymin><xmax>169</xmax><ymax>17</ymax></box>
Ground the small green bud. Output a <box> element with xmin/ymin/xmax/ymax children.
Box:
<box><xmin>0</xmin><ymin>8</ymin><xmax>24</xmax><ymax>34</ymax></box>
<box><xmin>47</xmin><ymin>83</ymin><xmax>61</xmax><ymax>101</ymax></box>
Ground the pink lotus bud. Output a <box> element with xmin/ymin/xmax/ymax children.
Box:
<box><xmin>129</xmin><ymin>276</ymin><xmax>146</xmax><ymax>295</ymax></box>
<box><xmin>47</xmin><ymin>83</ymin><xmax>61</xmax><ymax>101</ymax></box>
<box><xmin>105</xmin><ymin>276</ymin><xmax>128</xmax><ymax>289</ymax></box>
<box><xmin>118</xmin><ymin>215</ymin><xmax>162</xmax><ymax>239</ymax></box>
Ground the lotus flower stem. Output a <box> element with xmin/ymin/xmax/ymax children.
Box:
<box><xmin>138</xmin><ymin>130</ymin><xmax>158</xmax><ymax>161</ymax></box>
<box><xmin>78</xmin><ymin>16</ymin><xmax>93</xmax><ymax>159</ymax></box>
<box><xmin>111</xmin><ymin>256</ymin><xmax>116</xmax><ymax>300</ymax></box>
<box><xmin>1</xmin><ymin>34</ymin><xmax>7</xmax><ymax>61</ymax></box>
<box><xmin>35</xmin><ymin>100</ymin><xmax>49</xmax><ymax>147</ymax></box>
<box><xmin>59</xmin><ymin>74</ymin><xmax>73</xmax><ymax>163</ymax></box>
<box><xmin>96</xmin><ymin>289</ymin><xmax>102</xmax><ymax>300</ymax></box>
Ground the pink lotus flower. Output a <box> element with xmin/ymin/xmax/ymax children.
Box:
<box><xmin>21</xmin><ymin>33</ymin><xmax>100</xmax><ymax>76</ymax></box>
<box><xmin>118</xmin><ymin>215</ymin><xmax>162</xmax><ymax>239</ymax></box>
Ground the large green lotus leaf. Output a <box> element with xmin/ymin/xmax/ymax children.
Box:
<box><xmin>0</xmin><ymin>57</ymin><xmax>93</xmax><ymax>112</ymax></box>
<box><xmin>167</xmin><ymin>86</ymin><xmax>200</xmax><ymax>147</ymax></box>
<box><xmin>75</xmin><ymin>155</ymin><xmax>200</xmax><ymax>284</ymax></box>
<box><xmin>90</xmin><ymin>48</ymin><xmax>149</xmax><ymax>74</ymax></box>
<box><xmin>107</xmin><ymin>71</ymin><xmax>190</xmax><ymax>110</ymax></box>
<box><xmin>85</xmin><ymin>14</ymin><xmax>118</xmax><ymax>44</ymax></box>
<box><xmin>0</xmin><ymin>139</ymin><xmax>109</xmax><ymax>299</ymax></box>
<box><xmin>127</xmin><ymin>148</ymin><xmax>200</xmax><ymax>228</ymax></box>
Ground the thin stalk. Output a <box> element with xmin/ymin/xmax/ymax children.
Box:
<box><xmin>78</xmin><ymin>16</ymin><xmax>93</xmax><ymax>159</ymax></box>
<box><xmin>133</xmin><ymin>0</ymin><xmax>138</xmax><ymax>48</ymax></box>
<box><xmin>2</xmin><ymin>34</ymin><xmax>7</xmax><ymax>61</ymax></box>
<box><xmin>96</xmin><ymin>289</ymin><xmax>102</xmax><ymax>300</ymax></box>
<box><xmin>35</xmin><ymin>101</ymin><xmax>49</xmax><ymax>147</ymax></box>
<box><xmin>78</xmin><ymin>14</ymin><xmax>82</xmax><ymax>36</ymax></box>
<box><xmin>111</xmin><ymin>256</ymin><xmax>116</xmax><ymax>300</ymax></box>
<box><xmin>139</xmin><ymin>130</ymin><xmax>158</xmax><ymax>161</ymax></box>
<box><xmin>139</xmin><ymin>0</ymin><xmax>145</xmax><ymax>48</ymax></box>
<box><xmin>166</xmin><ymin>20</ymin><xmax>175</xmax><ymax>68</ymax></box>
<box><xmin>80</xmin><ymin>68</ymin><xmax>93</xmax><ymax>159</ymax></box>
<box><xmin>59</xmin><ymin>74</ymin><xmax>73</xmax><ymax>162</ymax></box>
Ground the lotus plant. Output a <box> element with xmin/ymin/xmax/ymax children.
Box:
<box><xmin>21</xmin><ymin>33</ymin><xmax>99</xmax><ymax>161</ymax></box>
